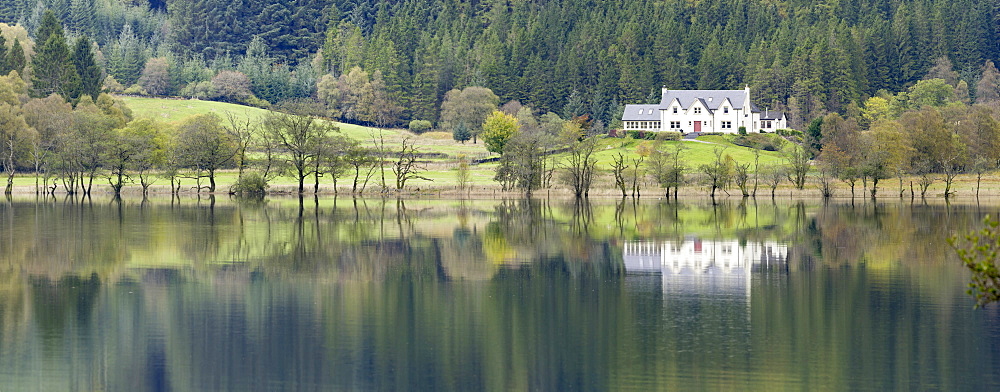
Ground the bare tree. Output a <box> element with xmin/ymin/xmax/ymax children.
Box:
<box><xmin>392</xmin><ymin>137</ymin><xmax>432</xmax><ymax>191</ymax></box>
<box><xmin>610</xmin><ymin>152</ymin><xmax>629</xmax><ymax>198</ymax></box>
<box><xmin>734</xmin><ymin>161</ymin><xmax>752</xmax><ymax>197</ymax></box>
<box><xmin>224</xmin><ymin>112</ymin><xmax>258</xmax><ymax>180</ymax></box>
<box><xmin>765</xmin><ymin>165</ymin><xmax>785</xmax><ymax>198</ymax></box>
<box><xmin>628</xmin><ymin>157</ymin><xmax>644</xmax><ymax>198</ymax></box>
<box><xmin>559</xmin><ymin>138</ymin><xmax>598</xmax><ymax>198</ymax></box>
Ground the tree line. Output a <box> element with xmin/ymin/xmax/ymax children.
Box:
<box><xmin>0</xmin><ymin>82</ymin><xmax>441</xmax><ymax>198</ymax></box>
<box><xmin>0</xmin><ymin>0</ymin><xmax>998</xmax><ymax>133</ymax></box>
<box><xmin>808</xmin><ymin>59</ymin><xmax>1000</xmax><ymax>198</ymax></box>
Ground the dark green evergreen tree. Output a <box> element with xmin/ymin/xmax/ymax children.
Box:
<box><xmin>452</xmin><ymin>122</ymin><xmax>470</xmax><ymax>144</ymax></box>
<box><xmin>72</xmin><ymin>36</ymin><xmax>101</xmax><ymax>100</ymax></box>
<box><xmin>32</xmin><ymin>11</ymin><xmax>79</xmax><ymax>98</ymax></box>
<box><xmin>35</xmin><ymin>10</ymin><xmax>62</xmax><ymax>46</ymax></box>
<box><xmin>0</xmin><ymin>35</ymin><xmax>8</xmax><ymax>76</ymax></box>
<box><xmin>410</xmin><ymin>60</ymin><xmax>439</xmax><ymax>123</ymax></box>
<box><xmin>8</xmin><ymin>39</ymin><xmax>25</xmax><ymax>75</ymax></box>
<box><xmin>68</xmin><ymin>0</ymin><xmax>94</xmax><ymax>36</ymax></box>
<box><xmin>106</xmin><ymin>24</ymin><xmax>146</xmax><ymax>86</ymax></box>
<box><xmin>0</xmin><ymin>0</ymin><xmax>27</xmax><ymax>23</ymax></box>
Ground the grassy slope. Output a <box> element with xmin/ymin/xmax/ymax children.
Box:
<box><xmin>114</xmin><ymin>97</ymin><xmax>789</xmax><ymax>191</ymax></box>
<box><xmin>120</xmin><ymin>96</ymin><xmax>492</xmax><ymax>158</ymax></box>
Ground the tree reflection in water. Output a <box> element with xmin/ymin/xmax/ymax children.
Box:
<box><xmin>0</xmin><ymin>197</ymin><xmax>996</xmax><ymax>390</ymax></box>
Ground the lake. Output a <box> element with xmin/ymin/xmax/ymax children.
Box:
<box><xmin>0</xmin><ymin>196</ymin><xmax>998</xmax><ymax>391</ymax></box>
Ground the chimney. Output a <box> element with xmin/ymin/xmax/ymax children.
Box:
<box><xmin>662</xmin><ymin>85</ymin><xmax>668</xmax><ymax>96</ymax></box>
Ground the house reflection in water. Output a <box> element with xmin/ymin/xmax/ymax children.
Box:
<box><xmin>623</xmin><ymin>238</ymin><xmax>788</xmax><ymax>297</ymax></box>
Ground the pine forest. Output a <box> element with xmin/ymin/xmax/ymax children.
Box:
<box><xmin>0</xmin><ymin>0</ymin><xmax>996</xmax><ymax>129</ymax></box>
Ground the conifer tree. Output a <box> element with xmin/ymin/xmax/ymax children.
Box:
<box><xmin>31</xmin><ymin>11</ymin><xmax>79</xmax><ymax>99</ymax></box>
<box><xmin>72</xmin><ymin>36</ymin><xmax>101</xmax><ymax>100</ymax></box>
<box><xmin>410</xmin><ymin>61</ymin><xmax>439</xmax><ymax>123</ymax></box>
<box><xmin>8</xmin><ymin>39</ymin><xmax>24</xmax><ymax>75</ymax></box>
<box><xmin>68</xmin><ymin>0</ymin><xmax>94</xmax><ymax>36</ymax></box>
<box><xmin>0</xmin><ymin>35</ymin><xmax>8</xmax><ymax>76</ymax></box>
<box><xmin>35</xmin><ymin>10</ymin><xmax>61</xmax><ymax>46</ymax></box>
<box><xmin>106</xmin><ymin>24</ymin><xmax>146</xmax><ymax>86</ymax></box>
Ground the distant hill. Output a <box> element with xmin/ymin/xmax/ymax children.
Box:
<box><xmin>7</xmin><ymin>0</ymin><xmax>996</xmax><ymax>133</ymax></box>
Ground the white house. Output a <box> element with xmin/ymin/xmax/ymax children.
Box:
<box><xmin>621</xmin><ymin>86</ymin><xmax>788</xmax><ymax>134</ymax></box>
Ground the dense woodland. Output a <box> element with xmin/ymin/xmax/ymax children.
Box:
<box><xmin>0</xmin><ymin>0</ymin><xmax>996</xmax><ymax>129</ymax></box>
<box><xmin>2</xmin><ymin>0</ymin><xmax>1000</xmax><ymax>198</ymax></box>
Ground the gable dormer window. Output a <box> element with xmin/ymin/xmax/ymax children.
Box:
<box><xmin>694</xmin><ymin>107</ymin><xmax>702</xmax><ymax>114</ymax></box>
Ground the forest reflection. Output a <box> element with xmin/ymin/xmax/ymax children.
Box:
<box><xmin>0</xmin><ymin>196</ymin><xmax>997</xmax><ymax>390</ymax></box>
<box><xmin>2</xmin><ymin>197</ymin><xmax>785</xmax><ymax>275</ymax></box>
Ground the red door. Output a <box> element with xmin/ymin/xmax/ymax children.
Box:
<box><xmin>693</xmin><ymin>121</ymin><xmax>702</xmax><ymax>133</ymax></box>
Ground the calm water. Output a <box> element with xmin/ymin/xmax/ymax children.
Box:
<box><xmin>0</xmin><ymin>196</ymin><xmax>998</xmax><ymax>391</ymax></box>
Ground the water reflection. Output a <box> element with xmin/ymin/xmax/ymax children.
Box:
<box><xmin>624</xmin><ymin>239</ymin><xmax>788</xmax><ymax>298</ymax></box>
<box><xmin>0</xmin><ymin>197</ymin><xmax>997</xmax><ymax>390</ymax></box>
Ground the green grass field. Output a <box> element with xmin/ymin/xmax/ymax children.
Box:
<box><xmin>120</xmin><ymin>96</ymin><xmax>492</xmax><ymax>161</ymax></box>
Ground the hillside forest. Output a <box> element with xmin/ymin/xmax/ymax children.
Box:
<box><xmin>0</xmin><ymin>0</ymin><xmax>996</xmax><ymax>129</ymax></box>
<box><xmin>0</xmin><ymin>1</ymin><xmax>999</xmax><ymax>198</ymax></box>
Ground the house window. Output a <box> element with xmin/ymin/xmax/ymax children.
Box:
<box><xmin>723</xmin><ymin>107</ymin><xmax>729</xmax><ymax>114</ymax></box>
<box><xmin>761</xmin><ymin>120</ymin><xmax>772</xmax><ymax>129</ymax></box>
<box><xmin>722</xmin><ymin>121</ymin><xmax>732</xmax><ymax>129</ymax></box>
<box><xmin>694</xmin><ymin>107</ymin><xmax>702</xmax><ymax>114</ymax></box>
<box><xmin>672</xmin><ymin>106</ymin><xmax>678</xmax><ymax>114</ymax></box>
<box><xmin>670</xmin><ymin>121</ymin><xmax>681</xmax><ymax>129</ymax></box>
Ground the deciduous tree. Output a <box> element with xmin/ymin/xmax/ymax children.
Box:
<box><xmin>0</xmin><ymin>102</ymin><xmax>34</xmax><ymax>194</ymax></box>
<box><xmin>481</xmin><ymin>110</ymin><xmax>518</xmax><ymax>155</ymax></box>
<box><xmin>138</xmin><ymin>57</ymin><xmax>170</xmax><ymax>96</ymax></box>
<box><xmin>174</xmin><ymin>113</ymin><xmax>237</xmax><ymax>192</ymax></box>
<box><xmin>559</xmin><ymin>138</ymin><xmax>598</xmax><ymax>198</ymax></box>
<box><xmin>262</xmin><ymin>110</ymin><xmax>338</xmax><ymax>194</ymax></box>
<box><xmin>439</xmin><ymin>87</ymin><xmax>499</xmax><ymax>144</ymax></box>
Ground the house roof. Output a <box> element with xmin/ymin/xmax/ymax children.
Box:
<box><xmin>760</xmin><ymin>111</ymin><xmax>784</xmax><ymax>120</ymax></box>
<box><xmin>621</xmin><ymin>104</ymin><xmax>660</xmax><ymax>121</ymax></box>
<box><xmin>659</xmin><ymin>89</ymin><xmax>748</xmax><ymax>111</ymax></box>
